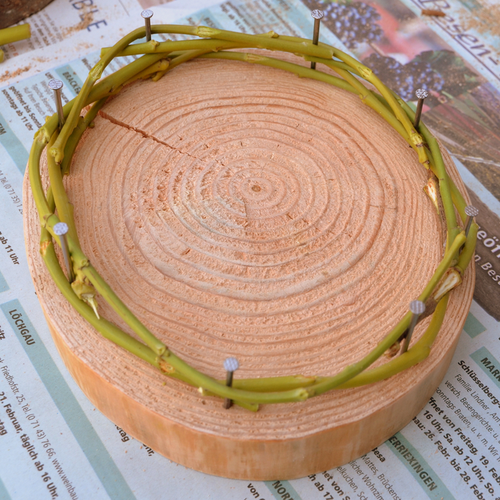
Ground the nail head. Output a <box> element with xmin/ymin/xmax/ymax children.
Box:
<box><xmin>464</xmin><ymin>205</ymin><xmax>479</xmax><ymax>218</ymax></box>
<box><xmin>48</xmin><ymin>79</ymin><xmax>63</xmax><ymax>91</ymax></box>
<box><xmin>409</xmin><ymin>300</ymin><xmax>425</xmax><ymax>315</ymax></box>
<box><xmin>141</xmin><ymin>9</ymin><xmax>153</xmax><ymax>19</ymax></box>
<box><xmin>53</xmin><ymin>222</ymin><xmax>69</xmax><ymax>236</ymax></box>
<box><xmin>311</xmin><ymin>9</ymin><xmax>324</xmax><ymax>20</ymax></box>
<box><xmin>224</xmin><ymin>357</ymin><xmax>239</xmax><ymax>372</ymax></box>
<box><xmin>415</xmin><ymin>89</ymin><xmax>429</xmax><ymax>100</ymax></box>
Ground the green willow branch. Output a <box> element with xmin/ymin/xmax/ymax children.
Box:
<box><xmin>28</xmin><ymin>25</ymin><xmax>477</xmax><ymax>410</ymax></box>
<box><xmin>0</xmin><ymin>24</ymin><xmax>31</xmax><ymax>46</ymax></box>
<box><xmin>61</xmin><ymin>98</ymin><xmax>108</xmax><ymax>176</ymax></box>
<box><xmin>338</xmin><ymin>295</ymin><xmax>449</xmax><ymax>389</ymax></box>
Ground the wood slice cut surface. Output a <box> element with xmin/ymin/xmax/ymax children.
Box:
<box><xmin>24</xmin><ymin>58</ymin><xmax>475</xmax><ymax>480</ymax></box>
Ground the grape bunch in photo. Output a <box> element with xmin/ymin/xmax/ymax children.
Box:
<box><xmin>318</xmin><ymin>0</ymin><xmax>383</xmax><ymax>50</ymax></box>
<box><xmin>362</xmin><ymin>53</ymin><xmax>445</xmax><ymax>101</ymax></box>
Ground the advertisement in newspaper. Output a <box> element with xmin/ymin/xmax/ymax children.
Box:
<box><xmin>0</xmin><ymin>0</ymin><xmax>499</xmax><ymax>498</ymax></box>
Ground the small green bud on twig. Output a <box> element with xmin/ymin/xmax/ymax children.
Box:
<box><xmin>81</xmin><ymin>294</ymin><xmax>100</xmax><ymax>319</ymax></box>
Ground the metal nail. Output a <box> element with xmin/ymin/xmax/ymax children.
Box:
<box><xmin>141</xmin><ymin>10</ymin><xmax>154</xmax><ymax>42</ymax></box>
<box><xmin>401</xmin><ymin>300</ymin><xmax>426</xmax><ymax>354</ymax></box>
<box><xmin>223</xmin><ymin>357</ymin><xmax>239</xmax><ymax>409</ymax></box>
<box><xmin>310</xmin><ymin>10</ymin><xmax>324</xmax><ymax>70</ymax></box>
<box><xmin>464</xmin><ymin>205</ymin><xmax>479</xmax><ymax>237</ymax></box>
<box><xmin>48</xmin><ymin>79</ymin><xmax>65</xmax><ymax>128</ymax></box>
<box><xmin>414</xmin><ymin>88</ymin><xmax>429</xmax><ymax>128</ymax></box>
<box><xmin>53</xmin><ymin>222</ymin><xmax>74</xmax><ymax>282</ymax></box>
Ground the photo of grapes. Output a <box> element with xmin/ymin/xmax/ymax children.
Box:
<box><xmin>302</xmin><ymin>0</ymin><xmax>500</xmax><ymax>203</ymax></box>
<box><xmin>303</xmin><ymin>0</ymin><xmax>482</xmax><ymax>103</ymax></box>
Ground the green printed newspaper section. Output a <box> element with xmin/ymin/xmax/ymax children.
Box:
<box><xmin>0</xmin><ymin>477</ymin><xmax>11</xmax><ymax>500</ymax></box>
<box><xmin>55</xmin><ymin>65</ymin><xmax>84</xmax><ymax>97</ymax></box>
<box><xmin>387</xmin><ymin>432</ymin><xmax>455</xmax><ymax>499</ymax></box>
<box><xmin>0</xmin><ymin>270</ymin><xmax>8</xmax><ymax>293</ymax></box>
<box><xmin>463</xmin><ymin>313</ymin><xmax>487</xmax><ymax>339</ymax></box>
<box><xmin>471</xmin><ymin>348</ymin><xmax>500</xmax><ymax>391</ymax></box>
<box><xmin>265</xmin><ymin>479</ymin><xmax>303</xmax><ymax>500</ymax></box>
<box><xmin>0</xmin><ymin>110</ymin><xmax>29</xmax><ymax>172</ymax></box>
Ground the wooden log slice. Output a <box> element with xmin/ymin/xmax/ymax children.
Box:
<box><xmin>24</xmin><ymin>57</ymin><xmax>475</xmax><ymax>480</ymax></box>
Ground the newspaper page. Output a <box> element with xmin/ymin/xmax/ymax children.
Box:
<box><xmin>0</xmin><ymin>0</ymin><xmax>139</xmax><ymax>84</ymax></box>
<box><xmin>0</xmin><ymin>0</ymin><xmax>499</xmax><ymax>498</ymax></box>
<box><xmin>0</xmin><ymin>0</ymin><xmax>226</xmax><ymax>86</ymax></box>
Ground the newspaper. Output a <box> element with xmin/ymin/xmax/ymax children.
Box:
<box><xmin>0</xmin><ymin>0</ymin><xmax>225</xmax><ymax>87</ymax></box>
<box><xmin>0</xmin><ymin>0</ymin><xmax>499</xmax><ymax>498</ymax></box>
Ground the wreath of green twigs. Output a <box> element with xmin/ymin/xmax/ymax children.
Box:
<box><xmin>28</xmin><ymin>24</ymin><xmax>477</xmax><ymax>412</ymax></box>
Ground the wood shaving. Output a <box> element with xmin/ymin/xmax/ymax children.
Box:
<box><xmin>62</xmin><ymin>10</ymin><xmax>95</xmax><ymax>37</ymax></box>
<box><xmin>461</xmin><ymin>4</ymin><xmax>500</xmax><ymax>36</ymax></box>
<box><xmin>421</xmin><ymin>9</ymin><xmax>446</xmax><ymax>17</ymax></box>
<box><xmin>0</xmin><ymin>65</ymin><xmax>31</xmax><ymax>83</ymax></box>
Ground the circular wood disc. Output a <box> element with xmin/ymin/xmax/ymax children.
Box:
<box><xmin>24</xmin><ymin>57</ymin><xmax>474</xmax><ymax>480</ymax></box>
